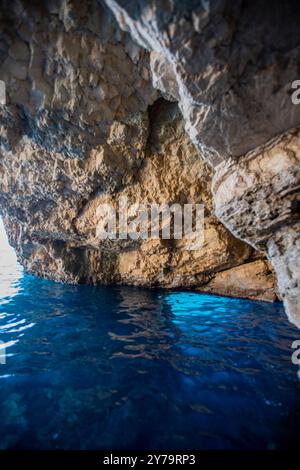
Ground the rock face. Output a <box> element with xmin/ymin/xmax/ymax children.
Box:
<box><xmin>213</xmin><ymin>129</ymin><xmax>300</xmax><ymax>324</ymax></box>
<box><xmin>105</xmin><ymin>0</ymin><xmax>300</xmax><ymax>165</ymax></box>
<box><xmin>1</xmin><ymin>0</ymin><xmax>299</xmax><ymax>318</ymax></box>
<box><xmin>199</xmin><ymin>260</ymin><xmax>277</xmax><ymax>303</ymax></box>
<box><xmin>105</xmin><ymin>0</ymin><xmax>300</xmax><ymax>327</ymax></box>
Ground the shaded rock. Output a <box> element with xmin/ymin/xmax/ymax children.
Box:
<box><xmin>213</xmin><ymin>129</ymin><xmax>300</xmax><ymax>325</ymax></box>
<box><xmin>105</xmin><ymin>0</ymin><xmax>300</xmax><ymax>165</ymax></box>
<box><xmin>0</xmin><ymin>0</ymin><xmax>286</xmax><ymax>306</ymax></box>
<box><xmin>1</xmin><ymin>94</ymin><xmax>272</xmax><ymax>295</ymax></box>
<box><xmin>105</xmin><ymin>0</ymin><xmax>300</xmax><ymax>326</ymax></box>
<box><xmin>198</xmin><ymin>260</ymin><xmax>277</xmax><ymax>303</ymax></box>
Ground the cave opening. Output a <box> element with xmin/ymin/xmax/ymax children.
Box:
<box><xmin>0</xmin><ymin>216</ymin><xmax>17</xmax><ymax>264</ymax></box>
<box><xmin>0</xmin><ymin>216</ymin><xmax>23</xmax><ymax>301</ymax></box>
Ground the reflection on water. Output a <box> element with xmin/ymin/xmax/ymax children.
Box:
<box><xmin>0</xmin><ymin>219</ymin><xmax>299</xmax><ymax>449</ymax></box>
<box><xmin>0</xmin><ymin>218</ymin><xmax>23</xmax><ymax>304</ymax></box>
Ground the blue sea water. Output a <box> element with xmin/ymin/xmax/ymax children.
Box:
<box><xmin>0</xmin><ymin>219</ymin><xmax>299</xmax><ymax>450</ymax></box>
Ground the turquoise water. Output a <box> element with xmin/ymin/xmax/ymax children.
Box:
<box><xmin>0</xmin><ymin>220</ymin><xmax>299</xmax><ymax>449</ymax></box>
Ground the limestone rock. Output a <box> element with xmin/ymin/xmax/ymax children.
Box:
<box><xmin>213</xmin><ymin>129</ymin><xmax>300</xmax><ymax>326</ymax></box>
<box><xmin>105</xmin><ymin>0</ymin><xmax>300</xmax><ymax>327</ymax></box>
<box><xmin>1</xmin><ymin>94</ymin><xmax>270</xmax><ymax>296</ymax></box>
<box><xmin>0</xmin><ymin>0</ymin><xmax>288</xmax><ymax>308</ymax></box>
<box><xmin>105</xmin><ymin>0</ymin><xmax>300</xmax><ymax>165</ymax></box>
<box><xmin>199</xmin><ymin>260</ymin><xmax>277</xmax><ymax>303</ymax></box>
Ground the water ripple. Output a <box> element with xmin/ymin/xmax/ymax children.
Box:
<box><xmin>0</xmin><ymin>220</ymin><xmax>299</xmax><ymax>449</ymax></box>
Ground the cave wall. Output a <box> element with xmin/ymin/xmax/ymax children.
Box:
<box><xmin>104</xmin><ymin>0</ymin><xmax>300</xmax><ymax>327</ymax></box>
<box><xmin>105</xmin><ymin>0</ymin><xmax>300</xmax><ymax>164</ymax></box>
<box><xmin>1</xmin><ymin>0</ymin><xmax>299</xmax><ymax>311</ymax></box>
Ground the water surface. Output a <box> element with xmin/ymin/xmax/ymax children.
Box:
<box><xmin>0</xmin><ymin>219</ymin><xmax>299</xmax><ymax>450</ymax></box>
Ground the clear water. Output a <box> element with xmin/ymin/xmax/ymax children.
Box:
<box><xmin>0</xmin><ymin>220</ymin><xmax>299</xmax><ymax>450</ymax></box>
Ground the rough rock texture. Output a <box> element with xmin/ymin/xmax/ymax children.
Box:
<box><xmin>213</xmin><ymin>129</ymin><xmax>300</xmax><ymax>324</ymax></box>
<box><xmin>105</xmin><ymin>0</ymin><xmax>300</xmax><ymax>164</ymax></box>
<box><xmin>0</xmin><ymin>0</ymin><xmax>277</xmax><ymax>302</ymax></box>
<box><xmin>199</xmin><ymin>260</ymin><xmax>277</xmax><ymax>302</ymax></box>
<box><xmin>105</xmin><ymin>0</ymin><xmax>300</xmax><ymax>327</ymax></box>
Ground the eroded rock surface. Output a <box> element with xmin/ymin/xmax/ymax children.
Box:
<box><xmin>0</xmin><ymin>0</ymin><xmax>277</xmax><ymax>302</ymax></box>
<box><xmin>199</xmin><ymin>260</ymin><xmax>277</xmax><ymax>303</ymax></box>
<box><xmin>2</xmin><ymin>0</ymin><xmax>300</xmax><ymax>323</ymax></box>
<box><xmin>106</xmin><ymin>0</ymin><xmax>300</xmax><ymax>165</ymax></box>
<box><xmin>213</xmin><ymin>130</ymin><xmax>300</xmax><ymax>324</ymax></box>
<box><xmin>105</xmin><ymin>0</ymin><xmax>300</xmax><ymax>327</ymax></box>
